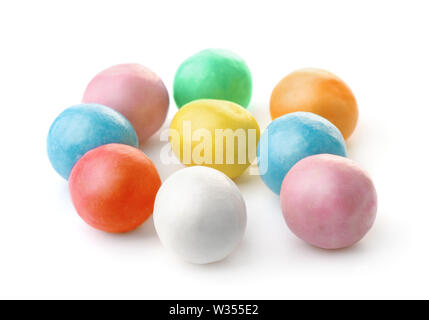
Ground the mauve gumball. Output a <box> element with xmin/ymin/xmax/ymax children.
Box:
<box><xmin>280</xmin><ymin>154</ymin><xmax>377</xmax><ymax>249</ymax></box>
<box><xmin>82</xmin><ymin>64</ymin><xmax>169</xmax><ymax>143</ymax></box>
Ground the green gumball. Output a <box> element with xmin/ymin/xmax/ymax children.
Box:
<box><xmin>173</xmin><ymin>49</ymin><xmax>252</xmax><ymax>108</ymax></box>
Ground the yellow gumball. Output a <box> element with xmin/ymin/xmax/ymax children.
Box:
<box><xmin>169</xmin><ymin>99</ymin><xmax>260</xmax><ymax>178</ymax></box>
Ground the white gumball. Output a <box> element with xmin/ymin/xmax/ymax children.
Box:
<box><xmin>154</xmin><ymin>166</ymin><xmax>247</xmax><ymax>264</ymax></box>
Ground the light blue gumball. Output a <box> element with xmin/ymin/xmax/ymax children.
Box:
<box><xmin>257</xmin><ymin>112</ymin><xmax>347</xmax><ymax>194</ymax></box>
<box><xmin>47</xmin><ymin>103</ymin><xmax>138</xmax><ymax>180</ymax></box>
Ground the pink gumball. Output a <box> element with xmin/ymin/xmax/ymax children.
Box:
<box><xmin>82</xmin><ymin>64</ymin><xmax>169</xmax><ymax>143</ymax></box>
<box><xmin>280</xmin><ymin>154</ymin><xmax>377</xmax><ymax>249</ymax></box>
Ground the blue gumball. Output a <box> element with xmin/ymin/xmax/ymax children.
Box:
<box><xmin>257</xmin><ymin>112</ymin><xmax>347</xmax><ymax>194</ymax></box>
<box><xmin>47</xmin><ymin>103</ymin><xmax>138</xmax><ymax>179</ymax></box>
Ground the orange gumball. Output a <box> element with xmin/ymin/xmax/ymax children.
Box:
<box><xmin>69</xmin><ymin>143</ymin><xmax>161</xmax><ymax>233</ymax></box>
<box><xmin>270</xmin><ymin>69</ymin><xmax>358</xmax><ymax>140</ymax></box>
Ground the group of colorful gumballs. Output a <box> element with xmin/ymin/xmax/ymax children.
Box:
<box><xmin>47</xmin><ymin>48</ymin><xmax>377</xmax><ymax>264</ymax></box>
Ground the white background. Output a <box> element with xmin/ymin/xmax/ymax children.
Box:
<box><xmin>0</xmin><ymin>0</ymin><xmax>428</xmax><ymax>299</ymax></box>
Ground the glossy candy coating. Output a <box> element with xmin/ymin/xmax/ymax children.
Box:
<box><xmin>47</xmin><ymin>103</ymin><xmax>138</xmax><ymax>180</ymax></box>
<box><xmin>257</xmin><ymin>112</ymin><xmax>346</xmax><ymax>194</ymax></box>
<box><xmin>173</xmin><ymin>49</ymin><xmax>252</xmax><ymax>108</ymax></box>
<box><xmin>69</xmin><ymin>144</ymin><xmax>161</xmax><ymax>233</ymax></box>
<box><xmin>280</xmin><ymin>154</ymin><xmax>377</xmax><ymax>249</ymax></box>
<box><xmin>153</xmin><ymin>166</ymin><xmax>246</xmax><ymax>264</ymax></box>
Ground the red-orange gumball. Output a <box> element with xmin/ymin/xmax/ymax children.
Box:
<box><xmin>69</xmin><ymin>143</ymin><xmax>161</xmax><ymax>233</ymax></box>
